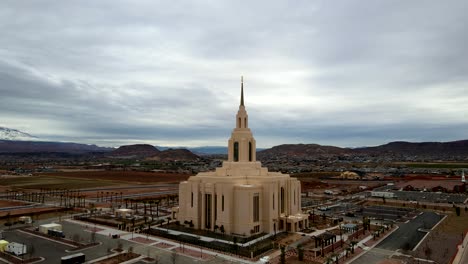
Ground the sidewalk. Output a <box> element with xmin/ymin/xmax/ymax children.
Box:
<box><xmin>345</xmin><ymin>226</ymin><xmax>399</xmax><ymax>263</ymax></box>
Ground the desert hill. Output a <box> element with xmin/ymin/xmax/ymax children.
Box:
<box><xmin>147</xmin><ymin>148</ymin><xmax>200</xmax><ymax>161</ymax></box>
<box><xmin>258</xmin><ymin>140</ymin><xmax>468</xmax><ymax>158</ymax></box>
<box><xmin>108</xmin><ymin>144</ymin><xmax>160</xmax><ymax>158</ymax></box>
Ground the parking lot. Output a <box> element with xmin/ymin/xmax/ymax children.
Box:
<box><xmin>377</xmin><ymin>211</ymin><xmax>443</xmax><ymax>251</ymax></box>
<box><xmin>1</xmin><ymin>218</ymin><xmax>245</xmax><ymax>264</ymax></box>
<box><xmin>374</xmin><ymin>186</ymin><xmax>468</xmax><ymax>204</ymax></box>
<box><xmin>392</xmin><ymin>191</ymin><xmax>467</xmax><ymax>204</ymax></box>
<box><xmin>1</xmin><ymin>228</ymin><xmax>74</xmax><ymax>263</ymax></box>
<box><xmin>351</xmin><ymin>212</ymin><xmax>444</xmax><ymax>264</ymax></box>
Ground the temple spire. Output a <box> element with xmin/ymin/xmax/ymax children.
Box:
<box><xmin>240</xmin><ymin>76</ymin><xmax>244</xmax><ymax>106</ymax></box>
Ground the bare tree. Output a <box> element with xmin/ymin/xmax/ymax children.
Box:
<box><xmin>171</xmin><ymin>249</ymin><xmax>178</xmax><ymax>264</ymax></box>
<box><xmin>91</xmin><ymin>229</ymin><xmax>96</xmax><ymax>243</ymax></box>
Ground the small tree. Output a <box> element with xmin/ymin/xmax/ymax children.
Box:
<box><xmin>117</xmin><ymin>241</ymin><xmax>123</xmax><ymax>251</ymax></box>
<box><xmin>424</xmin><ymin>246</ymin><xmax>432</xmax><ymax>259</ymax></box>
<box><xmin>171</xmin><ymin>249</ymin><xmax>177</xmax><ymax>264</ymax></box>
<box><xmin>280</xmin><ymin>245</ymin><xmax>286</xmax><ymax>264</ymax></box>
<box><xmin>350</xmin><ymin>241</ymin><xmax>357</xmax><ymax>254</ymax></box>
<box><xmin>72</xmin><ymin>234</ymin><xmax>81</xmax><ymax>243</ymax></box>
<box><xmin>233</xmin><ymin>236</ymin><xmax>239</xmax><ymax>255</ymax></box>
<box><xmin>332</xmin><ymin>252</ymin><xmax>339</xmax><ymax>264</ymax></box>
<box><xmin>297</xmin><ymin>244</ymin><xmax>304</xmax><ymax>261</ymax></box>
<box><xmin>29</xmin><ymin>244</ymin><xmax>35</xmax><ymax>258</ymax></box>
<box><xmin>91</xmin><ymin>230</ymin><xmax>96</xmax><ymax>243</ymax></box>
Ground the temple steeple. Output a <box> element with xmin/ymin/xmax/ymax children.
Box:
<box><xmin>236</xmin><ymin>77</ymin><xmax>248</xmax><ymax>129</ymax></box>
<box><xmin>228</xmin><ymin>77</ymin><xmax>256</xmax><ymax>162</ymax></box>
<box><xmin>241</xmin><ymin>76</ymin><xmax>244</xmax><ymax>106</ymax></box>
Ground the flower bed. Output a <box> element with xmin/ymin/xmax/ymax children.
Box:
<box><xmin>93</xmin><ymin>252</ymin><xmax>140</xmax><ymax>264</ymax></box>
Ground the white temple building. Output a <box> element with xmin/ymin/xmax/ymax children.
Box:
<box><xmin>175</xmin><ymin>77</ymin><xmax>308</xmax><ymax>236</ymax></box>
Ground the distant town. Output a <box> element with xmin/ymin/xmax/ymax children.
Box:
<box><xmin>1</xmin><ymin>130</ymin><xmax>467</xmax><ymax>264</ymax></box>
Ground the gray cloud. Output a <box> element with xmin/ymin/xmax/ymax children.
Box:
<box><xmin>0</xmin><ymin>0</ymin><xmax>467</xmax><ymax>148</ymax></box>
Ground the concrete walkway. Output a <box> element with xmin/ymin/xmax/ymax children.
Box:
<box><xmin>66</xmin><ymin>219</ymin><xmax>267</xmax><ymax>264</ymax></box>
<box><xmin>346</xmin><ymin>226</ymin><xmax>399</xmax><ymax>263</ymax></box>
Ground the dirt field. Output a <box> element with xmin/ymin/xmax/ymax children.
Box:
<box><xmin>0</xmin><ymin>206</ymin><xmax>65</xmax><ymax>218</ymax></box>
<box><xmin>41</xmin><ymin>171</ymin><xmax>191</xmax><ymax>184</ymax></box>
<box><xmin>0</xmin><ymin>175</ymin><xmax>119</xmax><ymax>189</ymax></box>
<box><xmin>410</xmin><ymin>210</ymin><xmax>468</xmax><ymax>264</ymax></box>
<box><xmin>0</xmin><ymin>200</ymin><xmax>29</xmax><ymax>207</ymax></box>
<box><xmin>0</xmin><ymin>171</ymin><xmax>191</xmax><ymax>190</ymax></box>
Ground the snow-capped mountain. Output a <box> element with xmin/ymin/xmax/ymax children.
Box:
<box><xmin>0</xmin><ymin>127</ymin><xmax>39</xmax><ymax>141</ymax></box>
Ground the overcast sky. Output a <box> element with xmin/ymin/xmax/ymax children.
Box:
<box><xmin>1</xmin><ymin>1</ymin><xmax>467</xmax><ymax>148</ymax></box>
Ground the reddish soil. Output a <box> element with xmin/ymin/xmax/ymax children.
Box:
<box><xmin>301</xmin><ymin>180</ymin><xmax>329</xmax><ymax>190</ymax></box>
<box><xmin>0</xmin><ymin>200</ymin><xmax>29</xmax><ymax>207</ymax></box>
<box><xmin>0</xmin><ymin>206</ymin><xmax>63</xmax><ymax>218</ymax></box>
<box><xmin>93</xmin><ymin>252</ymin><xmax>140</xmax><ymax>264</ymax></box>
<box><xmin>130</xmin><ymin>237</ymin><xmax>157</xmax><ymax>244</ymax></box>
<box><xmin>41</xmin><ymin>170</ymin><xmax>191</xmax><ymax>183</ymax></box>
<box><xmin>153</xmin><ymin>242</ymin><xmax>176</xmax><ymax>249</ymax></box>
<box><xmin>174</xmin><ymin>246</ymin><xmax>213</xmax><ymax>260</ymax></box>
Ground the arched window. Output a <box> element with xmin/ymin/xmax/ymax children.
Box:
<box><xmin>238</xmin><ymin>117</ymin><xmax>241</xmax><ymax>128</ymax></box>
<box><xmin>234</xmin><ymin>142</ymin><xmax>239</xmax><ymax>162</ymax></box>
<box><xmin>280</xmin><ymin>187</ymin><xmax>285</xmax><ymax>214</ymax></box>
<box><xmin>249</xmin><ymin>142</ymin><xmax>252</xmax><ymax>161</ymax></box>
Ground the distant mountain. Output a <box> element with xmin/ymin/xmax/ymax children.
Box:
<box><xmin>156</xmin><ymin>146</ymin><xmax>227</xmax><ymax>155</ymax></box>
<box><xmin>258</xmin><ymin>140</ymin><xmax>468</xmax><ymax>158</ymax></box>
<box><xmin>148</xmin><ymin>148</ymin><xmax>200</xmax><ymax>161</ymax></box>
<box><xmin>357</xmin><ymin>140</ymin><xmax>468</xmax><ymax>156</ymax></box>
<box><xmin>109</xmin><ymin>144</ymin><xmax>160</xmax><ymax>158</ymax></box>
<box><xmin>0</xmin><ymin>140</ymin><xmax>113</xmax><ymax>154</ymax></box>
<box><xmin>0</xmin><ymin>127</ymin><xmax>39</xmax><ymax>141</ymax></box>
<box><xmin>157</xmin><ymin>146</ymin><xmax>264</xmax><ymax>155</ymax></box>
<box><xmin>258</xmin><ymin>143</ymin><xmax>349</xmax><ymax>158</ymax></box>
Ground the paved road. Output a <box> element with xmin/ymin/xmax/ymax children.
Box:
<box><xmin>351</xmin><ymin>212</ymin><xmax>443</xmax><ymax>264</ymax></box>
<box><xmin>378</xmin><ymin>212</ymin><xmax>442</xmax><ymax>250</ymax></box>
<box><xmin>1</xmin><ymin>228</ymin><xmax>73</xmax><ymax>263</ymax></box>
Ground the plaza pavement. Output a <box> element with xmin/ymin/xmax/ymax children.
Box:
<box><xmin>65</xmin><ymin>219</ymin><xmax>267</xmax><ymax>264</ymax></box>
